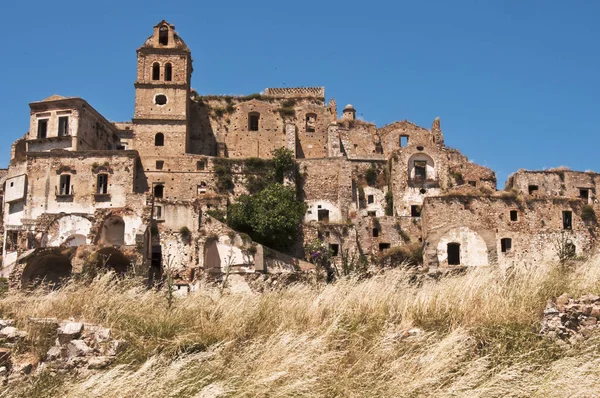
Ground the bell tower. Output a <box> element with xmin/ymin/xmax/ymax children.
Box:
<box><xmin>132</xmin><ymin>21</ymin><xmax>192</xmax><ymax>155</ymax></box>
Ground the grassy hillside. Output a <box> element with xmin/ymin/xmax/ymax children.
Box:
<box><xmin>3</xmin><ymin>259</ymin><xmax>600</xmax><ymax>397</ymax></box>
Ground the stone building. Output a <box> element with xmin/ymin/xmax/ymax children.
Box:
<box><xmin>2</xmin><ymin>21</ymin><xmax>598</xmax><ymax>288</ymax></box>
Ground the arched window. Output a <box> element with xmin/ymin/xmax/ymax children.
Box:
<box><xmin>447</xmin><ymin>242</ymin><xmax>460</xmax><ymax>265</ymax></box>
<box><xmin>159</xmin><ymin>25</ymin><xmax>169</xmax><ymax>46</ymax></box>
<box><xmin>152</xmin><ymin>63</ymin><xmax>160</xmax><ymax>81</ymax></box>
<box><xmin>100</xmin><ymin>216</ymin><xmax>125</xmax><ymax>246</ymax></box>
<box><xmin>154</xmin><ymin>184</ymin><xmax>164</xmax><ymax>199</ymax></box>
<box><xmin>155</xmin><ymin>133</ymin><xmax>164</xmax><ymax>146</ymax></box>
<box><xmin>164</xmin><ymin>63</ymin><xmax>172</xmax><ymax>81</ymax></box>
<box><xmin>408</xmin><ymin>153</ymin><xmax>435</xmax><ymax>182</ymax></box>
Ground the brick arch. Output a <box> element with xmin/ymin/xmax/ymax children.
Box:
<box><xmin>43</xmin><ymin>214</ymin><xmax>93</xmax><ymax>248</ymax></box>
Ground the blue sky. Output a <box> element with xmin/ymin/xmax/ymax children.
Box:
<box><xmin>2</xmin><ymin>0</ymin><xmax>600</xmax><ymax>187</ymax></box>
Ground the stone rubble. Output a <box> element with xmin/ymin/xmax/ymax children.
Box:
<box><xmin>541</xmin><ymin>293</ymin><xmax>600</xmax><ymax>344</ymax></box>
<box><xmin>0</xmin><ymin>318</ymin><xmax>124</xmax><ymax>385</ymax></box>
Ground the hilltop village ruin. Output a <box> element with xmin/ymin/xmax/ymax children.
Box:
<box><xmin>1</xmin><ymin>21</ymin><xmax>598</xmax><ymax>289</ymax></box>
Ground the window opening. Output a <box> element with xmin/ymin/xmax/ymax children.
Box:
<box><xmin>414</xmin><ymin>160</ymin><xmax>427</xmax><ymax>180</ymax></box>
<box><xmin>367</xmin><ymin>210</ymin><xmax>377</xmax><ymax>217</ymax></box>
<box><xmin>580</xmin><ymin>189</ymin><xmax>590</xmax><ymax>200</ymax></box>
<box><xmin>154</xmin><ymin>205</ymin><xmax>163</xmax><ymax>219</ymax></box>
<box><xmin>329</xmin><ymin>244</ymin><xmax>339</xmax><ymax>256</ymax></box>
<box><xmin>528</xmin><ymin>185</ymin><xmax>539</xmax><ymax>195</ymax></box>
<box><xmin>159</xmin><ymin>25</ymin><xmax>169</xmax><ymax>45</ymax></box>
<box><xmin>155</xmin><ymin>95</ymin><xmax>167</xmax><ymax>105</ymax></box>
<box><xmin>154</xmin><ymin>185</ymin><xmax>164</xmax><ymax>199</ymax></box>
<box><xmin>306</xmin><ymin>113</ymin><xmax>317</xmax><ymax>133</ymax></box>
<box><xmin>447</xmin><ymin>243</ymin><xmax>460</xmax><ymax>265</ymax></box>
<box><xmin>400</xmin><ymin>135</ymin><xmax>408</xmax><ymax>147</ymax></box>
<box><xmin>59</xmin><ymin>175</ymin><xmax>71</xmax><ymax>195</ymax></box>
<box><xmin>248</xmin><ymin>112</ymin><xmax>260</xmax><ymax>131</ymax></box>
<box><xmin>510</xmin><ymin>210</ymin><xmax>518</xmax><ymax>222</ymax></box>
<box><xmin>164</xmin><ymin>63</ymin><xmax>172</xmax><ymax>81</ymax></box>
<box><xmin>196</xmin><ymin>160</ymin><xmax>205</xmax><ymax>171</ymax></box>
<box><xmin>372</xmin><ymin>228</ymin><xmax>379</xmax><ymax>237</ymax></box>
<box><xmin>562</xmin><ymin>211</ymin><xmax>572</xmax><ymax>230</ymax></box>
<box><xmin>37</xmin><ymin>119</ymin><xmax>48</xmax><ymax>139</ymax></box>
<box><xmin>379</xmin><ymin>243</ymin><xmax>390</xmax><ymax>251</ymax></box>
<box><xmin>97</xmin><ymin>174</ymin><xmax>108</xmax><ymax>194</ymax></box>
<box><xmin>317</xmin><ymin>209</ymin><xmax>329</xmax><ymax>222</ymax></box>
<box><xmin>58</xmin><ymin>116</ymin><xmax>69</xmax><ymax>136</ymax></box>
<box><xmin>468</xmin><ymin>180</ymin><xmax>477</xmax><ymax>187</ymax></box>
<box><xmin>152</xmin><ymin>63</ymin><xmax>160</xmax><ymax>80</ymax></box>
<box><xmin>367</xmin><ymin>194</ymin><xmax>374</xmax><ymax>204</ymax></box>
<box><xmin>156</xmin><ymin>161</ymin><xmax>164</xmax><ymax>170</ymax></box>
<box><xmin>501</xmin><ymin>238</ymin><xmax>512</xmax><ymax>253</ymax></box>
<box><xmin>155</xmin><ymin>133</ymin><xmax>164</xmax><ymax>146</ymax></box>
<box><xmin>411</xmin><ymin>205</ymin><xmax>421</xmax><ymax>217</ymax></box>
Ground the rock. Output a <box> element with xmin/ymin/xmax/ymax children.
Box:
<box><xmin>0</xmin><ymin>348</ymin><xmax>10</xmax><ymax>368</ymax></box>
<box><xmin>46</xmin><ymin>346</ymin><xmax>65</xmax><ymax>361</ymax></box>
<box><xmin>67</xmin><ymin>340</ymin><xmax>92</xmax><ymax>358</ymax></box>
<box><xmin>0</xmin><ymin>327</ymin><xmax>27</xmax><ymax>342</ymax></box>
<box><xmin>58</xmin><ymin>322</ymin><xmax>83</xmax><ymax>345</ymax></box>
<box><xmin>105</xmin><ymin>339</ymin><xmax>127</xmax><ymax>356</ymax></box>
<box><xmin>556</xmin><ymin>293</ymin><xmax>571</xmax><ymax>311</ymax></box>
<box><xmin>0</xmin><ymin>320</ymin><xmax>13</xmax><ymax>329</ymax></box>
<box><xmin>0</xmin><ymin>366</ymin><xmax>7</xmax><ymax>377</ymax></box>
<box><xmin>84</xmin><ymin>325</ymin><xmax>111</xmax><ymax>342</ymax></box>
<box><xmin>581</xmin><ymin>294</ymin><xmax>600</xmax><ymax>304</ymax></box>
<box><xmin>87</xmin><ymin>356</ymin><xmax>112</xmax><ymax>370</ymax></box>
<box><xmin>581</xmin><ymin>317</ymin><xmax>597</xmax><ymax>327</ymax></box>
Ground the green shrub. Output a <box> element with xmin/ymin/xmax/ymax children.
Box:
<box><xmin>278</xmin><ymin>107</ymin><xmax>295</xmax><ymax>118</ymax></box>
<box><xmin>213</xmin><ymin>158</ymin><xmax>234</xmax><ymax>192</ymax></box>
<box><xmin>581</xmin><ymin>205</ymin><xmax>597</xmax><ymax>223</ymax></box>
<box><xmin>385</xmin><ymin>191</ymin><xmax>394</xmax><ymax>216</ymax></box>
<box><xmin>365</xmin><ymin>166</ymin><xmax>378</xmax><ymax>186</ymax></box>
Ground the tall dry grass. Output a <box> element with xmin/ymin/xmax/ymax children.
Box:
<box><xmin>3</xmin><ymin>258</ymin><xmax>600</xmax><ymax>397</ymax></box>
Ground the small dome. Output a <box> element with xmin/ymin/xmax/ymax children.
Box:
<box><xmin>343</xmin><ymin>104</ymin><xmax>355</xmax><ymax>111</ymax></box>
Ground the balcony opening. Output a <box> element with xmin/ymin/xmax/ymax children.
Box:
<box><xmin>59</xmin><ymin>175</ymin><xmax>71</xmax><ymax>195</ymax></box>
<box><xmin>97</xmin><ymin>174</ymin><xmax>108</xmax><ymax>194</ymax></box>
<box><xmin>154</xmin><ymin>184</ymin><xmax>164</xmax><ymax>199</ymax></box>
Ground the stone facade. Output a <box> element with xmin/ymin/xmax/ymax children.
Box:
<box><xmin>2</xmin><ymin>20</ymin><xmax>599</xmax><ymax>287</ymax></box>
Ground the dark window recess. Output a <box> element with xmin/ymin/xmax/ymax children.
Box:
<box><xmin>414</xmin><ymin>161</ymin><xmax>427</xmax><ymax>180</ymax></box>
<box><xmin>468</xmin><ymin>181</ymin><xmax>477</xmax><ymax>187</ymax></box>
<box><xmin>155</xmin><ymin>95</ymin><xmax>167</xmax><ymax>105</ymax></box>
<box><xmin>156</xmin><ymin>160</ymin><xmax>164</xmax><ymax>170</ymax></box>
<box><xmin>155</xmin><ymin>133</ymin><xmax>164</xmax><ymax>146</ymax></box>
<box><xmin>447</xmin><ymin>243</ymin><xmax>460</xmax><ymax>265</ymax></box>
<box><xmin>510</xmin><ymin>210</ymin><xmax>518</xmax><ymax>222</ymax></box>
<box><xmin>152</xmin><ymin>63</ymin><xmax>160</xmax><ymax>80</ymax></box>
<box><xmin>306</xmin><ymin>113</ymin><xmax>317</xmax><ymax>133</ymax></box>
<box><xmin>58</xmin><ymin>116</ymin><xmax>69</xmax><ymax>136</ymax></box>
<box><xmin>97</xmin><ymin>174</ymin><xmax>108</xmax><ymax>194</ymax></box>
<box><xmin>420</xmin><ymin>188</ymin><xmax>427</xmax><ymax>194</ymax></box>
<box><xmin>329</xmin><ymin>244</ymin><xmax>339</xmax><ymax>256</ymax></box>
<box><xmin>562</xmin><ymin>211</ymin><xmax>572</xmax><ymax>230</ymax></box>
<box><xmin>372</xmin><ymin>228</ymin><xmax>379</xmax><ymax>237</ymax></box>
<box><xmin>154</xmin><ymin>205</ymin><xmax>162</xmax><ymax>219</ymax></box>
<box><xmin>379</xmin><ymin>243</ymin><xmax>390</xmax><ymax>251</ymax></box>
<box><xmin>367</xmin><ymin>195</ymin><xmax>374</xmax><ymax>204</ymax></box>
<box><xmin>416</xmin><ymin>145</ymin><xmax>424</xmax><ymax>151</ymax></box>
<box><xmin>196</xmin><ymin>161</ymin><xmax>205</xmax><ymax>171</ymax></box>
<box><xmin>411</xmin><ymin>205</ymin><xmax>421</xmax><ymax>217</ymax></box>
<box><xmin>400</xmin><ymin>135</ymin><xmax>408</xmax><ymax>147</ymax></box>
<box><xmin>248</xmin><ymin>113</ymin><xmax>260</xmax><ymax>131</ymax></box>
<box><xmin>159</xmin><ymin>25</ymin><xmax>169</xmax><ymax>45</ymax></box>
<box><xmin>580</xmin><ymin>189</ymin><xmax>590</xmax><ymax>200</ymax></box>
<box><xmin>317</xmin><ymin>209</ymin><xmax>329</xmax><ymax>222</ymax></box>
<box><xmin>37</xmin><ymin>119</ymin><xmax>48</xmax><ymax>139</ymax></box>
<box><xmin>528</xmin><ymin>185</ymin><xmax>539</xmax><ymax>195</ymax></box>
<box><xmin>6</xmin><ymin>231</ymin><xmax>18</xmax><ymax>252</ymax></box>
<box><xmin>154</xmin><ymin>185</ymin><xmax>164</xmax><ymax>199</ymax></box>
<box><xmin>501</xmin><ymin>238</ymin><xmax>512</xmax><ymax>253</ymax></box>
<box><xmin>117</xmin><ymin>145</ymin><xmax>126</xmax><ymax>150</ymax></box>
<box><xmin>164</xmin><ymin>63</ymin><xmax>172</xmax><ymax>81</ymax></box>
<box><xmin>367</xmin><ymin>211</ymin><xmax>377</xmax><ymax>217</ymax></box>
<box><xmin>59</xmin><ymin>175</ymin><xmax>71</xmax><ymax>195</ymax></box>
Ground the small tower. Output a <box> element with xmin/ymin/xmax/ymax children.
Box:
<box><xmin>342</xmin><ymin>104</ymin><xmax>356</xmax><ymax>121</ymax></box>
<box><xmin>132</xmin><ymin>21</ymin><xmax>192</xmax><ymax>155</ymax></box>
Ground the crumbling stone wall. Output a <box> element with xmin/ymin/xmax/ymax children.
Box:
<box><xmin>507</xmin><ymin>170</ymin><xmax>600</xmax><ymax>201</ymax></box>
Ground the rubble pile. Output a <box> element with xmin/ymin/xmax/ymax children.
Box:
<box><xmin>541</xmin><ymin>293</ymin><xmax>600</xmax><ymax>344</ymax></box>
<box><xmin>0</xmin><ymin>318</ymin><xmax>125</xmax><ymax>384</ymax></box>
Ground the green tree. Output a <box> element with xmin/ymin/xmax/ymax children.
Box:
<box><xmin>228</xmin><ymin>183</ymin><xmax>306</xmax><ymax>251</ymax></box>
<box><xmin>271</xmin><ymin>147</ymin><xmax>295</xmax><ymax>183</ymax></box>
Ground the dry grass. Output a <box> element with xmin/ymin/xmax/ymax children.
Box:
<box><xmin>3</xmin><ymin>258</ymin><xmax>600</xmax><ymax>397</ymax></box>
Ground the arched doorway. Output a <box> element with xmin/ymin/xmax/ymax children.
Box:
<box><xmin>94</xmin><ymin>247</ymin><xmax>130</xmax><ymax>275</ymax></box>
<box><xmin>100</xmin><ymin>216</ymin><xmax>125</xmax><ymax>246</ymax></box>
<box><xmin>21</xmin><ymin>253</ymin><xmax>72</xmax><ymax>288</ymax></box>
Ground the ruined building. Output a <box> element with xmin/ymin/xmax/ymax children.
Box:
<box><xmin>2</xmin><ymin>21</ymin><xmax>598</xmax><ymax>288</ymax></box>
